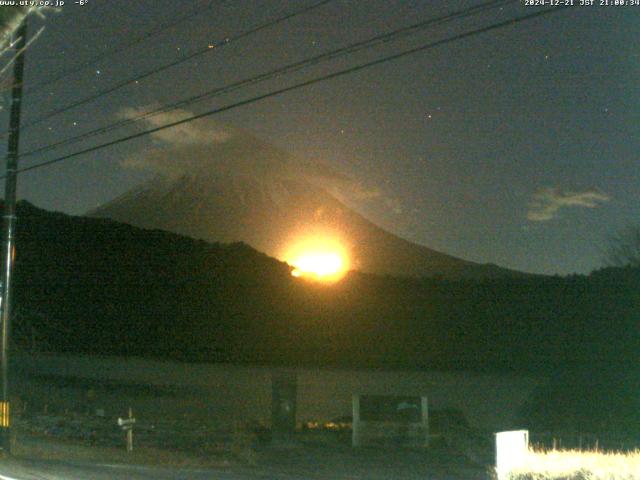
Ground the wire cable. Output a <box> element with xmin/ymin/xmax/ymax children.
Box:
<box><xmin>24</xmin><ymin>0</ymin><xmax>221</xmax><ymax>95</ymax></box>
<box><xmin>10</xmin><ymin>5</ymin><xmax>571</xmax><ymax>178</ymax></box>
<box><xmin>21</xmin><ymin>0</ymin><xmax>516</xmax><ymax>159</ymax></box>
<box><xmin>19</xmin><ymin>0</ymin><xmax>334</xmax><ymax>133</ymax></box>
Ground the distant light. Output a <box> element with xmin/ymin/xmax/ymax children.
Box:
<box><xmin>284</xmin><ymin>236</ymin><xmax>349</xmax><ymax>282</ymax></box>
<box><xmin>293</xmin><ymin>252</ymin><xmax>343</xmax><ymax>278</ymax></box>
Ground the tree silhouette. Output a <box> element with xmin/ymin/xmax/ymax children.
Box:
<box><xmin>604</xmin><ymin>225</ymin><xmax>640</xmax><ymax>267</ymax></box>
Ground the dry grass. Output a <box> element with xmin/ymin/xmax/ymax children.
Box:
<box><xmin>506</xmin><ymin>448</ymin><xmax>640</xmax><ymax>480</ymax></box>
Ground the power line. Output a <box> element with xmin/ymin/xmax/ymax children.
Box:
<box><xmin>21</xmin><ymin>0</ymin><xmax>516</xmax><ymax>159</ymax></box>
<box><xmin>18</xmin><ymin>0</ymin><xmax>334</xmax><ymax>133</ymax></box>
<box><xmin>24</xmin><ymin>0</ymin><xmax>221</xmax><ymax>96</ymax></box>
<box><xmin>9</xmin><ymin>5</ymin><xmax>571</xmax><ymax>179</ymax></box>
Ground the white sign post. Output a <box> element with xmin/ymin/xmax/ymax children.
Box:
<box><xmin>117</xmin><ymin>407</ymin><xmax>136</xmax><ymax>453</ymax></box>
<box><xmin>495</xmin><ymin>429</ymin><xmax>529</xmax><ymax>480</ymax></box>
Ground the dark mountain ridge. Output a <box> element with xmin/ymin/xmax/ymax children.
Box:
<box><xmin>9</xmin><ymin>201</ymin><xmax>639</xmax><ymax>380</ymax></box>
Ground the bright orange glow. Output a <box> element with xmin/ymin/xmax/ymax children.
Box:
<box><xmin>291</xmin><ymin>252</ymin><xmax>343</xmax><ymax>277</ymax></box>
<box><xmin>284</xmin><ymin>237</ymin><xmax>349</xmax><ymax>282</ymax></box>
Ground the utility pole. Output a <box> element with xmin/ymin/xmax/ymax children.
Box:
<box><xmin>0</xmin><ymin>16</ymin><xmax>28</xmax><ymax>454</ymax></box>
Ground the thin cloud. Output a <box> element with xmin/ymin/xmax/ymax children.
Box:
<box><xmin>527</xmin><ymin>187</ymin><xmax>610</xmax><ymax>222</ymax></box>
<box><xmin>120</xmin><ymin>107</ymin><xmax>232</xmax><ymax>145</ymax></box>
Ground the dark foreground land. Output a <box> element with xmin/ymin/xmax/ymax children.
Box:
<box><xmin>0</xmin><ymin>434</ymin><xmax>489</xmax><ymax>479</ymax></box>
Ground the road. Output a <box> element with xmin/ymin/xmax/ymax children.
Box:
<box><xmin>0</xmin><ymin>457</ymin><xmax>489</xmax><ymax>480</ymax></box>
<box><xmin>0</xmin><ymin>458</ymin><xmax>291</xmax><ymax>480</ymax></box>
<box><xmin>0</xmin><ymin>440</ymin><xmax>490</xmax><ymax>479</ymax></box>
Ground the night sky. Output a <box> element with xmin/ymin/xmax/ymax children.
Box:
<box><xmin>2</xmin><ymin>0</ymin><xmax>638</xmax><ymax>275</ymax></box>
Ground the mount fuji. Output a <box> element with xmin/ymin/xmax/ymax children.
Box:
<box><xmin>89</xmin><ymin>113</ymin><xmax>521</xmax><ymax>279</ymax></box>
